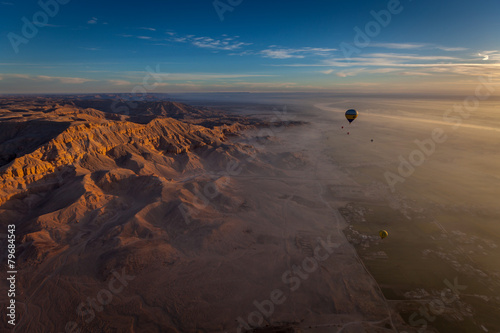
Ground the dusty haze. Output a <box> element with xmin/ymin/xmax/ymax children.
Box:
<box><xmin>0</xmin><ymin>93</ymin><xmax>499</xmax><ymax>333</ymax></box>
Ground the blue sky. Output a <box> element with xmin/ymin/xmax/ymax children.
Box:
<box><xmin>1</xmin><ymin>0</ymin><xmax>499</xmax><ymax>94</ymax></box>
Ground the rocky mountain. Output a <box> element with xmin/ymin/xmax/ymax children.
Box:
<box><xmin>0</xmin><ymin>97</ymin><xmax>274</xmax><ymax>332</ymax></box>
<box><xmin>0</xmin><ymin>98</ymin><xmax>255</xmax><ymax>205</ymax></box>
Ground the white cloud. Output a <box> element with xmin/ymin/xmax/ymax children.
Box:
<box><xmin>37</xmin><ymin>75</ymin><xmax>93</xmax><ymax>84</ymax></box>
<box><xmin>190</xmin><ymin>36</ymin><xmax>251</xmax><ymax>50</ymax></box>
<box><xmin>436</xmin><ymin>46</ymin><xmax>468</xmax><ymax>52</ymax></box>
<box><xmin>324</xmin><ymin>67</ymin><xmax>400</xmax><ymax>77</ymax></box>
<box><xmin>35</xmin><ymin>23</ymin><xmax>64</xmax><ymax>28</ymax></box>
<box><xmin>165</xmin><ymin>32</ymin><xmax>251</xmax><ymax>50</ymax></box>
<box><xmin>399</xmin><ymin>71</ymin><xmax>432</xmax><ymax>76</ymax></box>
<box><xmin>1</xmin><ymin>74</ymin><xmax>143</xmax><ymax>87</ymax></box>
<box><xmin>261</xmin><ymin>49</ymin><xmax>304</xmax><ymax>59</ymax></box>
<box><xmin>139</xmin><ymin>27</ymin><xmax>156</xmax><ymax>31</ymax></box>
<box><xmin>2</xmin><ymin>74</ymin><xmax>93</xmax><ymax>84</ymax></box>
<box><xmin>107</xmin><ymin>79</ymin><xmax>131</xmax><ymax>86</ymax></box>
<box><xmin>336</xmin><ymin>72</ymin><xmax>349</xmax><ymax>78</ymax></box>
<box><xmin>9</xmin><ymin>74</ymin><xmax>31</xmax><ymax>79</ymax></box>
<box><xmin>370</xmin><ymin>42</ymin><xmax>468</xmax><ymax>52</ymax></box>
<box><xmin>370</xmin><ymin>43</ymin><xmax>427</xmax><ymax>49</ymax></box>
<box><xmin>272</xmin><ymin>49</ymin><xmax>500</xmax><ymax>79</ymax></box>
<box><xmin>126</xmin><ymin>72</ymin><xmax>275</xmax><ymax>81</ymax></box>
<box><xmin>310</xmin><ymin>52</ymin><xmax>466</xmax><ymax>69</ymax></box>
<box><xmin>118</xmin><ymin>34</ymin><xmax>155</xmax><ymax>40</ymax></box>
<box><xmin>478</xmin><ymin>50</ymin><xmax>500</xmax><ymax>61</ymax></box>
<box><xmin>479</xmin><ymin>53</ymin><xmax>490</xmax><ymax>61</ymax></box>
<box><xmin>261</xmin><ymin>47</ymin><xmax>336</xmax><ymax>59</ymax></box>
<box><xmin>87</xmin><ymin>17</ymin><xmax>108</xmax><ymax>25</ymax></box>
<box><xmin>366</xmin><ymin>53</ymin><xmax>458</xmax><ymax>61</ymax></box>
<box><xmin>229</xmin><ymin>50</ymin><xmax>256</xmax><ymax>56</ymax></box>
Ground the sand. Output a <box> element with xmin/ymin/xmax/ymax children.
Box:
<box><xmin>0</xmin><ymin>97</ymin><xmax>415</xmax><ymax>332</ymax></box>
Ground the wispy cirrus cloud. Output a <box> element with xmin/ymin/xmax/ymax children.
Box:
<box><xmin>228</xmin><ymin>50</ymin><xmax>256</xmax><ymax>56</ymax></box>
<box><xmin>79</xmin><ymin>47</ymin><xmax>100</xmax><ymax>51</ymax></box>
<box><xmin>34</xmin><ymin>23</ymin><xmax>65</xmax><ymax>28</ymax></box>
<box><xmin>436</xmin><ymin>46</ymin><xmax>468</xmax><ymax>52</ymax></box>
<box><xmin>311</xmin><ymin>53</ymin><xmax>461</xmax><ymax>71</ymax></box>
<box><xmin>87</xmin><ymin>17</ymin><xmax>108</xmax><ymax>25</ymax></box>
<box><xmin>370</xmin><ymin>42</ymin><xmax>427</xmax><ymax>49</ymax></box>
<box><xmin>308</xmin><ymin>50</ymin><xmax>500</xmax><ymax>78</ymax></box>
<box><xmin>119</xmin><ymin>34</ymin><xmax>154</xmax><ymax>40</ymax></box>
<box><xmin>0</xmin><ymin>74</ymin><xmax>135</xmax><ymax>94</ymax></box>
<box><xmin>398</xmin><ymin>71</ymin><xmax>432</xmax><ymax>76</ymax></box>
<box><xmin>166</xmin><ymin>73</ymin><xmax>274</xmax><ymax>80</ymax></box>
<box><xmin>261</xmin><ymin>46</ymin><xmax>337</xmax><ymax>59</ymax></box>
<box><xmin>38</xmin><ymin>75</ymin><xmax>93</xmax><ymax>84</ymax></box>
<box><xmin>369</xmin><ymin>42</ymin><xmax>468</xmax><ymax>52</ymax></box>
<box><xmin>478</xmin><ymin>50</ymin><xmax>500</xmax><ymax>61</ymax></box>
<box><xmin>107</xmin><ymin>79</ymin><xmax>131</xmax><ymax>86</ymax></box>
<box><xmin>305</xmin><ymin>51</ymin><xmax>483</xmax><ymax>66</ymax></box>
<box><xmin>333</xmin><ymin>67</ymin><xmax>400</xmax><ymax>77</ymax></box>
<box><xmin>146</xmin><ymin>81</ymin><xmax>299</xmax><ymax>92</ymax></box>
<box><xmin>7</xmin><ymin>74</ymin><xmax>93</xmax><ymax>84</ymax></box>
<box><xmin>479</xmin><ymin>53</ymin><xmax>490</xmax><ymax>61</ymax></box>
<box><xmin>0</xmin><ymin>74</ymin><xmax>132</xmax><ymax>86</ymax></box>
<box><xmin>365</xmin><ymin>53</ymin><xmax>458</xmax><ymax>61</ymax></box>
<box><xmin>261</xmin><ymin>49</ymin><xmax>301</xmax><ymax>59</ymax></box>
<box><xmin>123</xmin><ymin>72</ymin><xmax>274</xmax><ymax>81</ymax></box>
<box><xmin>160</xmin><ymin>32</ymin><xmax>252</xmax><ymax>51</ymax></box>
<box><xmin>191</xmin><ymin>36</ymin><xmax>250</xmax><ymax>50</ymax></box>
<box><xmin>160</xmin><ymin>32</ymin><xmax>336</xmax><ymax>58</ymax></box>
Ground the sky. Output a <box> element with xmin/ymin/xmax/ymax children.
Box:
<box><xmin>0</xmin><ymin>0</ymin><xmax>499</xmax><ymax>94</ymax></box>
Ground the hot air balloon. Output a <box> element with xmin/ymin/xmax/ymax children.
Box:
<box><xmin>345</xmin><ymin>109</ymin><xmax>358</xmax><ymax>124</ymax></box>
<box><xmin>379</xmin><ymin>230</ymin><xmax>388</xmax><ymax>239</ymax></box>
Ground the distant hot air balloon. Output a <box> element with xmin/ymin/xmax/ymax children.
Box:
<box><xmin>341</xmin><ymin>126</ymin><xmax>344</xmax><ymax>129</ymax></box>
<box><xmin>345</xmin><ymin>109</ymin><xmax>358</xmax><ymax>124</ymax></box>
<box><xmin>379</xmin><ymin>230</ymin><xmax>389</xmax><ymax>239</ymax></box>
<box><xmin>347</xmin><ymin>132</ymin><xmax>350</xmax><ymax>135</ymax></box>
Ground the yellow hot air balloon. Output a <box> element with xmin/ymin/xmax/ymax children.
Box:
<box><xmin>379</xmin><ymin>230</ymin><xmax>389</xmax><ymax>239</ymax></box>
<box><xmin>345</xmin><ymin>109</ymin><xmax>358</xmax><ymax>124</ymax></box>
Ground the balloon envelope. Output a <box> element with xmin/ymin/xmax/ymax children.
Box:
<box><xmin>379</xmin><ymin>230</ymin><xmax>389</xmax><ymax>239</ymax></box>
<box><xmin>345</xmin><ymin>109</ymin><xmax>358</xmax><ymax>123</ymax></box>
